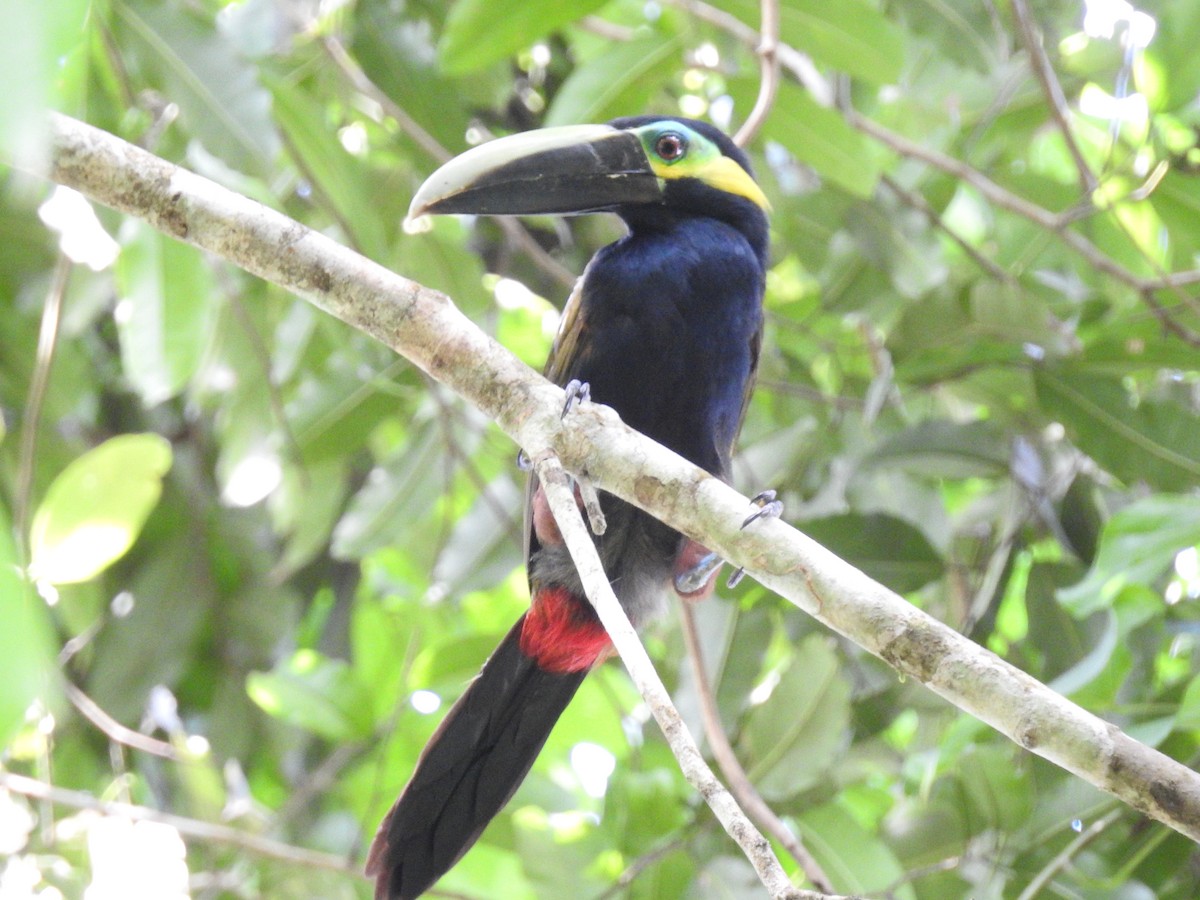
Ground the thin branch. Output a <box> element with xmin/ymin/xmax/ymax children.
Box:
<box><xmin>15</xmin><ymin>254</ymin><xmax>71</xmax><ymax>557</ymax></box>
<box><xmin>733</xmin><ymin>0</ymin><xmax>780</xmax><ymax>146</ymax></box>
<box><xmin>879</xmin><ymin>173</ymin><xmax>1014</xmax><ymax>284</ymax></box>
<box><xmin>530</xmin><ymin>451</ymin><xmax>818</xmax><ymax>899</ymax></box>
<box><xmin>24</xmin><ymin>112</ymin><xmax>1200</xmax><ymax>847</ymax></box>
<box><xmin>0</xmin><ymin>770</ymin><xmax>358</xmax><ymax>874</ymax></box>
<box><xmin>1010</xmin><ymin>0</ymin><xmax>1097</xmax><ymax>195</ymax></box>
<box><xmin>666</xmin><ymin>0</ymin><xmax>832</xmax><ymax>106</ymax></box>
<box><xmin>321</xmin><ymin>35</ymin><xmax>448</xmax><ymax>166</ymax></box>
<box><xmin>1014</xmin><ymin>810</ymin><xmax>1122</xmax><ymax>900</ymax></box>
<box><xmin>63</xmin><ymin>682</ymin><xmax>179</xmax><ymax>761</ymax></box>
<box><xmin>678</xmin><ymin>603</ymin><xmax>834</xmax><ymax>892</ymax></box>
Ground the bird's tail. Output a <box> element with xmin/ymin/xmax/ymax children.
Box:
<box><xmin>367</xmin><ymin>594</ymin><xmax>608</xmax><ymax>900</ymax></box>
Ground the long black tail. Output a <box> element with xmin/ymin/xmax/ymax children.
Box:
<box><xmin>366</xmin><ymin>614</ymin><xmax>588</xmax><ymax>900</ymax></box>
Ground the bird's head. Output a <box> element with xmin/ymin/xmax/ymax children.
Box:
<box><xmin>407</xmin><ymin>116</ymin><xmax>769</xmax><ymax>257</ymax></box>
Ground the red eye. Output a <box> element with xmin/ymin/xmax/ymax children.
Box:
<box><xmin>654</xmin><ymin>132</ymin><xmax>687</xmax><ymax>161</ymax></box>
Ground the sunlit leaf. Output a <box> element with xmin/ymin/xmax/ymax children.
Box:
<box><xmin>743</xmin><ymin>635</ymin><xmax>850</xmax><ymax>799</ymax></box>
<box><xmin>1058</xmin><ymin>495</ymin><xmax>1200</xmax><ymax>615</ymax></box>
<box><xmin>440</xmin><ymin>0</ymin><xmax>609</xmax><ymax>74</ymax></box>
<box><xmin>0</xmin><ymin>502</ymin><xmax>56</xmax><ymax>747</ymax></box>
<box><xmin>716</xmin><ymin>0</ymin><xmax>904</xmax><ymax>84</ymax></box>
<box><xmin>797</xmin><ymin>802</ymin><xmax>914</xmax><ymax>898</ymax></box>
<box><xmin>29</xmin><ymin>434</ymin><xmax>172</xmax><ymax>585</ymax></box>
<box><xmin>114</xmin><ymin>0</ymin><xmax>277</xmax><ymax>172</ymax></box>
<box><xmin>544</xmin><ymin>34</ymin><xmax>683</xmax><ymax>127</ymax></box>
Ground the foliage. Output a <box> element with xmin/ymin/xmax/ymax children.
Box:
<box><xmin>2</xmin><ymin>0</ymin><xmax>1200</xmax><ymax>897</ymax></box>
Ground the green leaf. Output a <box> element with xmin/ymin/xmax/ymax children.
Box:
<box><xmin>247</xmin><ymin>649</ymin><xmax>374</xmax><ymax>741</ymax></box>
<box><xmin>29</xmin><ymin>433</ymin><xmax>172</xmax><ymax>585</ymax></box>
<box><xmin>1058</xmin><ymin>495</ymin><xmax>1200</xmax><ymax>615</ymax></box>
<box><xmin>1174</xmin><ymin>673</ymin><xmax>1200</xmax><ymax>733</ymax></box>
<box><xmin>439</xmin><ymin>0</ymin><xmax>609</xmax><ymax>74</ymax></box>
<box><xmin>741</xmin><ymin>81</ymin><xmax>881</xmax><ymax>198</ymax></box>
<box><xmin>797</xmin><ymin>802</ymin><xmax>914</xmax><ymax>898</ymax></box>
<box><xmin>265</xmin><ymin>74</ymin><xmax>391</xmax><ymax>260</ymax></box>
<box><xmin>115</xmin><ymin>221</ymin><xmax>216</xmax><ymax>406</ymax></box>
<box><xmin>332</xmin><ymin>419</ymin><xmax>459</xmax><ymax>560</ymax></box>
<box><xmin>544</xmin><ymin>34</ymin><xmax>683</xmax><ymax>127</ymax></box>
<box><xmin>114</xmin><ymin>0</ymin><xmax>277</xmax><ymax>172</ymax></box>
<box><xmin>0</xmin><ymin>501</ymin><xmax>57</xmax><ymax>748</ymax></box>
<box><xmin>743</xmin><ymin>635</ymin><xmax>850</xmax><ymax>799</ymax></box>
<box><xmin>864</xmin><ymin>420</ymin><xmax>1010</xmax><ymax>478</ymax></box>
<box><xmin>1035</xmin><ymin>365</ymin><xmax>1200</xmax><ymax>491</ymax></box>
<box><xmin>715</xmin><ymin>0</ymin><xmax>904</xmax><ymax>85</ymax></box>
<box><xmin>800</xmin><ymin>513</ymin><xmax>943</xmax><ymax>593</ymax></box>
<box><xmin>0</xmin><ymin>0</ymin><xmax>90</xmax><ymax>161</ymax></box>
<box><xmin>956</xmin><ymin>746</ymin><xmax>1033</xmax><ymax>830</ymax></box>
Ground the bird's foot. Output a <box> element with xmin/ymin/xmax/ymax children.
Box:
<box><xmin>741</xmin><ymin>489</ymin><xmax>783</xmax><ymax>528</ymax></box>
<box><xmin>561</xmin><ymin>379</ymin><xmax>591</xmax><ymax>418</ymax></box>
<box><xmin>674</xmin><ymin>491</ymin><xmax>783</xmax><ymax>595</ymax></box>
<box><xmin>529</xmin><ymin>469</ymin><xmax>607</xmax><ymax>545</ymax></box>
<box><xmin>674</xmin><ymin>543</ymin><xmax>723</xmax><ymax>600</ymax></box>
<box><xmin>725</xmin><ymin>490</ymin><xmax>783</xmax><ymax>588</ymax></box>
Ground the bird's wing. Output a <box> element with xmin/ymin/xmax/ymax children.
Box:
<box><xmin>543</xmin><ymin>272</ymin><xmax>592</xmax><ymax>388</ymax></box>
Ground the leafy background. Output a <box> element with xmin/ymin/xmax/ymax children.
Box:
<box><xmin>3</xmin><ymin>0</ymin><xmax>1200</xmax><ymax>897</ymax></box>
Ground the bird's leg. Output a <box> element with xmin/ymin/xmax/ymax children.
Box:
<box><xmin>555</xmin><ymin>380</ymin><xmax>607</xmax><ymax>535</ymax></box>
<box><xmin>674</xmin><ymin>491</ymin><xmax>783</xmax><ymax>596</ymax></box>
<box><xmin>725</xmin><ymin>490</ymin><xmax>783</xmax><ymax>588</ymax></box>
<box><xmin>674</xmin><ymin>542</ymin><xmax>724</xmax><ymax>599</ymax></box>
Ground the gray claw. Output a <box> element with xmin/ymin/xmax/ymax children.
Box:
<box><xmin>741</xmin><ymin>489</ymin><xmax>783</xmax><ymax>529</ymax></box>
<box><xmin>561</xmin><ymin>379</ymin><xmax>591</xmax><ymax>418</ymax></box>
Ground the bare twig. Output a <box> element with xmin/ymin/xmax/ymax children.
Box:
<box><xmin>1015</xmin><ymin>810</ymin><xmax>1122</xmax><ymax>900</ymax></box>
<box><xmin>530</xmin><ymin>451</ymin><xmax>816</xmax><ymax>899</ymax></box>
<box><xmin>666</xmin><ymin>0</ymin><xmax>832</xmax><ymax>106</ymax></box>
<box><xmin>733</xmin><ymin>0</ymin><xmax>780</xmax><ymax>146</ymax></box>
<box><xmin>64</xmin><ymin>683</ymin><xmax>179</xmax><ymax>761</ymax></box>
<box><xmin>678</xmin><ymin>604</ymin><xmax>834</xmax><ymax>892</ymax></box>
<box><xmin>15</xmin><ymin>254</ymin><xmax>71</xmax><ymax>556</ymax></box>
<box><xmin>1010</xmin><ymin>0</ymin><xmax>1097</xmax><ymax>194</ymax></box>
<box><xmin>0</xmin><ymin>770</ymin><xmax>358</xmax><ymax>874</ymax></box>
<box><xmin>880</xmin><ymin>174</ymin><xmax>1013</xmax><ymax>283</ymax></box>
<box><xmin>25</xmin><ymin>112</ymin><xmax>1200</xmax><ymax>846</ymax></box>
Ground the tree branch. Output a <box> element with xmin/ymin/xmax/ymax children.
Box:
<box><xmin>678</xmin><ymin>603</ymin><xmax>833</xmax><ymax>891</ymax></box>
<box><xmin>532</xmin><ymin>451</ymin><xmax>823</xmax><ymax>899</ymax></box>
<box><xmin>0</xmin><ymin>770</ymin><xmax>356</xmax><ymax>874</ymax></box>
<box><xmin>733</xmin><ymin>0</ymin><xmax>780</xmax><ymax>146</ymax></box>
<box><xmin>1010</xmin><ymin>0</ymin><xmax>1098</xmax><ymax>195</ymax></box>
<box><xmin>21</xmin><ymin>112</ymin><xmax>1200</xmax><ymax>854</ymax></box>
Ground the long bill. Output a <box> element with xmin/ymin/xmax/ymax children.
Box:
<box><xmin>406</xmin><ymin>124</ymin><xmax>663</xmax><ymax>221</ymax></box>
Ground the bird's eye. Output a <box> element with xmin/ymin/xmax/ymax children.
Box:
<box><xmin>654</xmin><ymin>132</ymin><xmax>687</xmax><ymax>162</ymax></box>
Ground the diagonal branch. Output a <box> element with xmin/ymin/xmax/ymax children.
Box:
<box><xmin>21</xmin><ymin>112</ymin><xmax>1200</xmax><ymax>852</ymax></box>
<box><xmin>531</xmin><ymin>451</ymin><xmax>824</xmax><ymax>899</ymax></box>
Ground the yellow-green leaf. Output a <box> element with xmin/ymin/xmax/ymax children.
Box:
<box><xmin>29</xmin><ymin>433</ymin><xmax>173</xmax><ymax>585</ymax></box>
